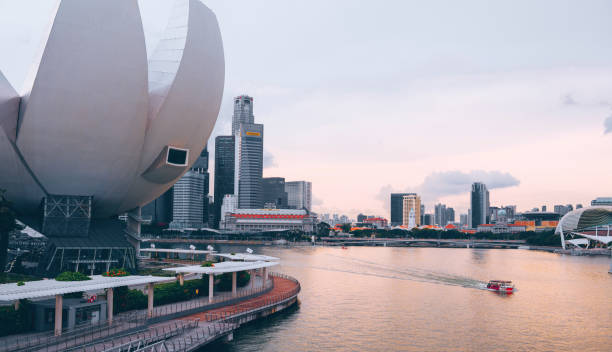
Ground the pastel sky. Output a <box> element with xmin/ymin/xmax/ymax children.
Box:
<box><xmin>1</xmin><ymin>0</ymin><xmax>611</xmax><ymax>218</ymax></box>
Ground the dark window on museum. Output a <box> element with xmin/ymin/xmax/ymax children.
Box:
<box><xmin>167</xmin><ymin>148</ymin><xmax>187</xmax><ymax>165</ymax></box>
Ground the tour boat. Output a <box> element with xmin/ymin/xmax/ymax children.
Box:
<box><xmin>486</xmin><ymin>280</ymin><xmax>515</xmax><ymax>293</ymax></box>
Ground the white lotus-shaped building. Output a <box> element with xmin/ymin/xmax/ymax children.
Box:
<box><xmin>0</xmin><ymin>0</ymin><xmax>224</xmax><ymax>221</ymax></box>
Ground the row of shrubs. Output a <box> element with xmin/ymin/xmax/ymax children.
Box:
<box><xmin>113</xmin><ymin>271</ymin><xmax>251</xmax><ymax>314</ymax></box>
<box><xmin>0</xmin><ymin>300</ymin><xmax>33</xmax><ymax>337</ymax></box>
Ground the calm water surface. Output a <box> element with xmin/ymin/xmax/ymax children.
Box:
<box><xmin>201</xmin><ymin>246</ymin><xmax>612</xmax><ymax>351</ymax></box>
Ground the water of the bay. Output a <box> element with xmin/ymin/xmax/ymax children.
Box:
<box><xmin>200</xmin><ymin>246</ymin><xmax>612</xmax><ymax>351</ymax></box>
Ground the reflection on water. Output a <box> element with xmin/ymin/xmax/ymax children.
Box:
<box><xmin>196</xmin><ymin>246</ymin><xmax>612</xmax><ymax>352</ymax></box>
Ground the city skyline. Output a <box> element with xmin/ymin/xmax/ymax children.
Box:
<box><xmin>1</xmin><ymin>0</ymin><xmax>611</xmax><ymax>217</ymax></box>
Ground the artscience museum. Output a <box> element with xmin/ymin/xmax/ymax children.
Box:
<box><xmin>0</xmin><ymin>0</ymin><xmax>224</xmax><ymax>275</ymax></box>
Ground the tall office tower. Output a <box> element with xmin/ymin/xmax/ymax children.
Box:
<box><xmin>420</xmin><ymin>204</ymin><xmax>425</xmax><ymax>225</ymax></box>
<box><xmin>470</xmin><ymin>182</ymin><xmax>489</xmax><ymax>227</ymax></box>
<box><xmin>232</xmin><ymin>95</ymin><xmax>255</xmax><ymax>135</ymax></box>
<box><xmin>467</xmin><ymin>209</ymin><xmax>472</xmax><ymax>228</ymax></box>
<box><xmin>170</xmin><ymin>170</ymin><xmax>206</xmax><ymax>229</ymax></box>
<box><xmin>434</xmin><ymin>203</ymin><xmax>447</xmax><ymax>226</ymax></box>
<box><xmin>141</xmin><ymin>189</ymin><xmax>173</xmax><ymax>226</ymax></box>
<box><xmin>262</xmin><ymin>177</ymin><xmax>288</xmax><ymax>208</ymax></box>
<box><xmin>191</xmin><ymin>147</ymin><xmax>210</xmax><ymax>226</ymax></box>
<box><xmin>235</xmin><ymin>123</ymin><xmax>264</xmax><ymax>208</ymax></box>
<box><xmin>390</xmin><ymin>193</ymin><xmax>413</xmax><ymax>226</ymax></box>
<box><xmin>423</xmin><ymin>214</ymin><xmax>433</xmax><ymax>226</ymax></box>
<box><xmin>459</xmin><ymin>214</ymin><xmax>468</xmax><ymax>227</ymax></box>
<box><xmin>402</xmin><ymin>194</ymin><xmax>421</xmax><ymax>226</ymax></box>
<box><xmin>357</xmin><ymin>214</ymin><xmax>367</xmax><ymax>222</ymax></box>
<box><xmin>446</xmin><ymin>207</ymin><xmax>455</xmax><ymax>224</ymax></box>
<box><xmin>286</xmin><ymin>181</ymin><xmax>312</xmax><ymax>211</ymax></box>
<box><xmin>213</xmin><ymin>135</ymin><xmax>235</xmax><ymax>227</ymax></box>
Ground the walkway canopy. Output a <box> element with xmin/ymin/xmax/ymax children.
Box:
<box><xmin>212</xmin><ymin>253</ymin><xmax>279</xmax><ymax>262</ymax></box>
<box><xmin>556</xmin><ymin>206</ymin><xmax>612</xmax><ymax>249</ymax></box>
<box><xmin>162</xmin><ymin>260</ymin><xmax>278</xmax><ymax>275</ymax></box>
<box><xmin>0</xmin><ymin>275</ymin><xmax>172</xmax><ymax>302</ymax></box>
<box><xmin>140</xmin><ymin>248</ymin><xmax>215</xmax><ymax>255</ymax></box>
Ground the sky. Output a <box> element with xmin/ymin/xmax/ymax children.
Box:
<box><xmin>1</xmin><ymin>0</ymin><xmax>611</xmax><ymax>218</ymax></box>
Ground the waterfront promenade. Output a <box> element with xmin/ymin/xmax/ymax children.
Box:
<box><xmin>0</xmin><ymin>273</ymin><xmax>300</xmax><ymax>352</ymax></box>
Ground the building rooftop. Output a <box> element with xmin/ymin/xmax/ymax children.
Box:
<box><xmin>0</xmin><ymin>275</ymin><xmax>173</xmax><ymax>301</ymax></box>
<box><xmin>163</xmin><ymin>261</ymin><xmax>278</xmax><ymax>275</ymax></box>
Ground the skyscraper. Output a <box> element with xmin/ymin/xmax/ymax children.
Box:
<box><xmin>262</xmin><ymin>177</ymin><xmax>288</xmax><ymax>208</ymax></box>
<box><xmin>286</xmin><ymin>181</ymin><xmax>312</xmax><ymax>211</ymax></box>
<box><xmin>470</xmin><ymin>182</ymin><xmax>490</xmax><ymax>227</ymax></box>
<box><xmin>446</xmin><ymin>207</ymin><xmax>455</xmax><ymax>224</ymax></box>
<box><xmin>170</xmin><ymin>170</ymin><xmax>206</xmax><ymax>229</ymax></box>
<box><xmin>434</xmin><ymin>203</ymin><xmax>447</xmax><ymax>226</ymax></box>
<box><xmin>235</xmin><ymin>123</ymin><xmax>264</xmax><ymax>208</ymax></box>
<box><xmin>402</xmin><ymin>194</ymin><xmax>421</xmax><ymax>226</ymax></box>
<box><xmin>191</xmin><ymin>147</ymin><xmax>210</xmax><ymax>226</ymax></box>
<box><xmin>232</xmin><ymin>95</ymin><xmax>255</xmax><ymax>135</ymax></box>
<box><xmin>390</xmin><ymin>193</ymin><xmax>413</xmax><ymax>226</ymax></box>
<box><xmin>213</xmin><ymin>135</ymin><xmax>235</xmax><ymax>227</ymax></box>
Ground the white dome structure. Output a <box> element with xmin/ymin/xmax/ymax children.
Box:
<box><xmin>555</xmin><ymin>206</ymin><xmax>612</xmax><ymax>249</ymax></box>
<box><xmin>0</xmin><ymin>0</ymin><xmax>224</xmax><ymax>221</ymax></box>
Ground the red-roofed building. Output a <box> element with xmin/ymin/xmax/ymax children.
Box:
<box><xmin>221</xmin><ymin>208</ymin><xmax>316</xmax><ymax>232</ymax></box>
<box><xmin>363</xmin><ymin>217</ymin><xmax>388</xmax><ymax>229</ymax></box>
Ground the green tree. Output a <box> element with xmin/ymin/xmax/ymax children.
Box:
<box><xmin>0</xmin><ymin>189</ymin><xmax>18</xmax><ymax>271</ymax></box>
<box><xmin>340</xmin><ymin>223</ymin><xmax>352</xmax><ymax>233</ymax></box>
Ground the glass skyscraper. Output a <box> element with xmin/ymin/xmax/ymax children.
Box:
<box><xmin>213</xmin><ymin>135</ymin><xmax>235</xmax><ymax>227</ymax></box>
<box><xmin>470</xmin><ymin>182</ymin><xmax>490</xmax><ymax>227</ymax></box>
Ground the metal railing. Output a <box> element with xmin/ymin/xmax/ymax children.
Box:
<box><xmin>0</xmin><ymin>277</ymin><xmax>274</xmax><ymax>352</ymax></box>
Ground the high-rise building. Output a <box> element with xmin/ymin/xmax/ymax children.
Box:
<box><xmin>232</xmin><ymin>95</ymin><xmax>255</xmax><ymax>135</ymax></box>
<box><xmin>170</xmin><ymin>170</ymin><xmax>206</xmax><ymax>229</ymax></box>
<box><xmin>423</xmin><ymin>214</ymin><xmax>433</xmax><ymax>226</ymax></box>
<box><xmin>554</xmin><ymin>204</ymin><xmax>571</xmax><ymax>216</ymax></box>
<box><xmin>541</xmin><ymin>205</ymin><xmax>547</xmax><ymax>212</ymax></box>
<box><xmin>576</xmin><ymin>204</ymin><xmax>583</xmax><ymax>209</ymax></box>
<box><xmin>357</xmin><ymin>214</ymin><xmax>367</xmax><ymax>222</ymax></box>
<box><xmin>390</xmin><ymin>193</ymin><xmax>413</xmax><ymax>226</ymax></box>
<box><xmin>286</xmin><ymin>181</ymin><xmax>312</xmax><ymax>211</ymax></box>
<box><xmin>402</xmin><ymin>194</ymin><xmax>421</xmax><ymax>226</ymax></box>
<box><xmin>234</xmin><ymin>123</ymin><xmax>264</xmax><ymax>208</ymax></box>
<box><xmin>459</xmin><ymin>214</ymin><xmax>468</xmax><ymax>227</ymax></box>
<box><xmin>446</xmin><ymin>207</ymin><xmax>455</xmax><ymax>224</ymax></box>
<box><xmin>262</xmin><ymin>177</ymin><xmax>288</xmax><ymax>208</ymax></box>
<box><xmin>470</xmin><ymin>182</ymin><xmax>489</xmax><ymax>227</ymax></box>
<box><xmin>213</xmin><ymin>135</ymin><xmax>235</xmax><ymax>227</ymax></box>
<box><xmin>141</xmin><ymin>189</ymin><xmax>173</xmax><ymax>226</ymax></box>
<box><xmin>434</xmin><ymin>203</ymin><xmax>447</xmax><ymax>226</ymax></box>
<box><xmin>191</xmin><ymin>147</ymin><xmax>210</xmax><ymax>226</ymax></box>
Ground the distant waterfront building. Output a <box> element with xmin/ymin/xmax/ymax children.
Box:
<box><xmin>220</xmin><ymin>194</ymin><xmax>237</xmax><ymax>225</ymax></box>
<box><xmin>191</xmin><ymin>147</ymin><xmax>210</xmax><ymax>226</ymax></box>
<box><xmin>470</xmin><ymin>182</ymin><xmax>490</xmax><ymax>227</ymax></box>
<box><xmin>576</xmin><ymin>204</ymin><xmax>583</xmax><ymax>209</ymax></box>
<box><xmin>542</xmin><ymin>205</ymin><xmax>547</xmax><ymax>212</ymax></box>
<box><xmin>434</xmin><ymin>204</ymin><xmax>447</xmax><ymax>226</ymax></box>
<box><xmin>423</xmin><ymin>214</ymin><xmax>433</xmax><ymax>226</ymax></box>
<box><xmin>591</xmin><ymin>197</ymin><xmax>612</xmax><ymax>206</ymax></box>
<box><xmin>213</xmin><ymin>135</ymin><xmax>235</xmax><ymax>227</ymax></box>
<box><xmin>170</xmin><ymin>170</ymin><xmax>206</xmax><ymax>229</ymax></box>
<box><xmin>232</xmin><ymin>95</ymin><xmax>255</xmax><ymax>135</ymax></box>
<box><xmin>477</xmin><ymin>224</ymin><xmax>526</xmax><ymax>234</ymax></box>
<box><xmin>446</xmin><ymin>207</ymin><xmax>455</xmax><ymax>224</ymax></box>
<box><xmin>286</xmin><ymin>181</ymin><xmax>312</xmax><ymax>211</ymax></box>
<box><xmin>402</xmin><ymin>194</ymin><xmax>421</xmax><ymax>226</ymax></box>
<box><xmin>554</xmin><ymin>204</ymin><xmax>572</xmax><ymax>216</ymax></box>
<box><xmin>262</xmin><ymin>177</ymin><xmax>288</xmax><ymax>209</ymax></box>
<box><xmin>390</xmin><ymin>193</ymin><xmax>414</xmax><ymax>226</ymax></box>
<box><xmin>222</xmin><ymin>208</ymin><xmax>316</xmax><ymax>232</ymax></box>
<box><xmin>141</xmin><ymin>189</ymin><xmax>173</xmax><ymax>226</ymax></box>
<box><xmin>363</xmin><ymin>217</ymin><xmax>388</xmax><ymax>229</ymax></box>
<box><xmin>234</xmin><ymin>123</ymin><xmax>264</xmax><ymax>208</ymax></box>
<box><xmin>459</xmin><ymin>214</ymin><xmax>468</xmax><ymax>227</ymax></box>
<box><xmin>420</xmin><ymin>204</ymin><xmax>425</xmax><ymax>225</ymax></box>
<box><xmin>357</xmin><ymin>214</ymin><xmax>367</xmax><ymax>222</ymax></box>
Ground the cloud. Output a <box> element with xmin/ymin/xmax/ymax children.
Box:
<box><xmin>263</xmin><ymin>151</ymin><xmax>277</xmax><ymax>169</ymax></box>
<box><xmin>561</xmin><ymin>93</ymin><xmax>577</xmax><ymax>105</ymax></box>
<box><xmin>605</xmin><ymin>115</ymin><xmax>612</xmax><ymax>134</ymax></box>
<box><xmin>377</xmin><ymin>170</ymin><xmax>520</xmax><ymax>209</ymax></box>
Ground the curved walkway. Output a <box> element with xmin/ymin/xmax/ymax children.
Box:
<box><xmin>182</xmin><ymin>275</ymin><xmax>300</xmax><ymax>322</ymax></box>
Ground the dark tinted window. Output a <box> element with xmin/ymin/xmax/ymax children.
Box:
<box><xmin>167</xmin><ymin>148</ymin><xmax>187</xmax><ymax>165</ymax></box>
